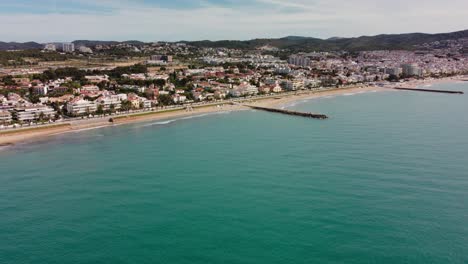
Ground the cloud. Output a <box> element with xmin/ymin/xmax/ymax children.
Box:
<box><xmin>0</xmin><ymin>0</ymin><xmax>466</xmax><ymax>42</ymax></box>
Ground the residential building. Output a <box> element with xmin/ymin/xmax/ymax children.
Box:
<box><xmin>67</xmin><ymin>98</ymin><xmax>97</xmax><ymax>115</ymax></box>
<box><xmin>0</xmin><ymin>110</ymin><xmax>12</xmax><ymax>124</ymax></box>
<box><xmin>96</xmin><ymin>95</ymin><xmax>121</xmax><ymax>111</ymax></box>
<box><xmin>62</xmin><ymin>43</ymin><xmax>75</xmax><ymax>53</ymax></box>
<box><xmin>12</xmin><ymin>106</ymin><xmax>56</xmax><ymax>122</ymax></box>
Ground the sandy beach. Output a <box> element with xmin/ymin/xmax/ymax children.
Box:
<box><xmin>1</xmin><ymin>77</ymin><xmax>460</xmax><ymax>147</ymax></box>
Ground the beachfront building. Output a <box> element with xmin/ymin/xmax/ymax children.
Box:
<box><xmin>12</xmin><ymin>106</ymin><xmax>56</xmax><ymax>122</ymax></box>
<box><xmin>0</xmin><ymin>110</ymin><xmax>12</xmax><ymax>124</ymax></box>
<box><xmin>230</xmin><ymin>83</ymin><xmax>259</xmax><ymax>97</ymax></box>
<box><xmin>282</xmin><ymin>79</ymin><xmax>304</xmax><ymax>91</ymax></box>
<box><xmin>67</xmin><ymin>98</ymin><xmax>97</xmax><ymax>115</ymax></box>
<box><xmin>172</xmin><ymin>94</ymin><xmax>187</xmax><ymax>104</ymax></box>
<box><xmin>96</xmin><ymin>95</ymin><xmax>121</xmax><ymax>111</ymax></box>
<box><xmin>402</xmin><ymin>64</ymin><xmax>423</xmax><ymax>77</ymax></box>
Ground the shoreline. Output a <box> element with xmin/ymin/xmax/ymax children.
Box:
<box><xmin>0</xmin><ymin>76</ymin><xmax>464</xmax><ymax>147</ymax></box>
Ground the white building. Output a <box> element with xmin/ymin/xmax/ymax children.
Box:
<box><xmin>62</xmin><ymin>43</ymin><xmax>75</xmax><ymax>53</ymax></box>
<box><xmin>67</xmin><ymin>98</ymin><xmax>97</xmax><ymax>115</ymax></box>
<box><xmin>12</xmin><ymin>106</ymin><xmax>56</xmax><ymax>122</ymax></box>
<box><xmin>44</xmin><ymin>43</ymin><xmax>56</xmax><ymax>51</ymax></box>
<box><xmin>173</xmin><ymin>94</ymin><xmax>187</xmax><ymax>103</ymax></box>
<box><xmin>96</xmin><ymin>95</ymin><xmax>121</xmax><ymax>111</ymax></box>
<box><xmin>78</xmin><ymin>46</ymin><xmax>93</xmax><ymax>54</ymax></box>
<box><xmin>282</xmin><ymin>79</ymin><xmax>304</xmax><ymax>91</ymax></box>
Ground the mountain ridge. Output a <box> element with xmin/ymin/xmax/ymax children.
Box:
<box><xmin>1</xmin><ymin>29</ymin><xmax>467</xmax><ymax>51</ymax></box>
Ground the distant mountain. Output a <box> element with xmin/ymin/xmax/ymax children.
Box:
<box><xmin>327</xmin><ymin>37</ymin><xmax>344</xmax><ymax>41</ymax></box>
<box><xmin>185</xmin><ymin>29</ymin><xmax>468</xmax><ymax>51</ymax></box>
<box><xmin>72</xmin><ymin>40</ymin><xmax>119</xmax><ymax>47</ymax></box>
<box><xmin>72</xmin><ymin>40</ymin><xmax>146</xmax><ymax>47</ymax></box>
<box><xmin>2</xmin><ymin>29</ymin><xmax>467</xmax><ymax>52</ymax></box>
<box><xmin>0</xmin><ymin>41</ymin><xmax>43</xmax><ymax>51</ymax></box>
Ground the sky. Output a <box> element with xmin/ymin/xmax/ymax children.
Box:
<box><xmin>0</xmin><ymin>0</ymin><xmax>467</xmax><ymax>42</ymax></box>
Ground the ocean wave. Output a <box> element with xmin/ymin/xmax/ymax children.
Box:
<box><xmin>71</xmin><ymin>125</ymin><xmax>111</xmax><ymax>133</ymax></box>
<box><xmin>140</xmin><ymin>111</ymin><xmax>231</xmax><ymax>128</ymax></box>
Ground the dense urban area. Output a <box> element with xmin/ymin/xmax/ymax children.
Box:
<box><xmin>1</xmin><ymin>37</ymin><xmax>468</xmax><ymax>128</ymax></box>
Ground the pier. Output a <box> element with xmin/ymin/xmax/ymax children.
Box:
<box><xmin>394</xmin><ymin>87</ymin><xmax>464</xmax><ymax>94</ymax></box>
<box><xmin>245</xmin><ymin>105</ymin><xmax>328</xmax><ymax>119</ymax></box>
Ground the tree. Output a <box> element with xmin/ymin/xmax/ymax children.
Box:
<box><xmin>38</xmin><ymin>112</ymin><xmax>45</xmax><ymax>122</ymax></box>
<box><xmin>109</xmin><ymin>104</ymin><xmax>115</xmax><ymax>113</ymax></box>
<box><xmin>121</xmin><ymin>100</ymin><xmax>133</xmax><ymax>112</ymax></box>
<box><xmin>96</xmin><ymin>104</ymin><xmax>104</xmax><ymax>115</ymax></box>
<box><xmin>154</xmin><ymin>79</ymin><xmax>166</xmax><ymax>88</ymax></box>
<box><xmin>158</xmin><ymin>94</ymin><xmax>173</xmax><ymax>106</ymax></box>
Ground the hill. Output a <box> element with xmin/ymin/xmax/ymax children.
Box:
<box><xmin>0</xmin><ymin>41</ymin><xmax>43</xmax><ymax>51</ymax></box>
<box><xmin>185</xmin><ymin>29</ymin><xmax>468</xmax><ymax>51</ymax></box>
<box><xmin>1</xmin><ymin>29</ymin><xmax>467</xmax><ymax>52</ymax></box>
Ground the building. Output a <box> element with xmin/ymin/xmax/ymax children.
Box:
<box><xmin>288</xmin><ymin>54</ymin><xmax>311</xmax><ymax>67</ymax></box>
<box><xmin>85</xmin><ymin>75</ymin><xmax>109</xmax><ymax>84</ymax></box>
<box><xmin>44</xmin><ymin>43</ymin><xmax>56</xmax><ymax>51</ymax></box>
<box><xmin>80</xmin><ymin>85</ymin><xmax>100</xmax><ymax>94</ymax></box>
<box><xmin>0</xmin><ymin>110</ymin><xmax>12</xmax><ymax>124</ymax></box>
<box><xmin>172</xmin><ymin>94</ymin><xmax>187</xmax><ymax>103</ymax></box>
<box><xmin>78</xmin><ymin>46</ymin><xmax>93</xmax><ymax>54</ymax></box>
<box><xmin>147</xmin><ymin>55</ymin><xmax>173</xmax><ymax>65</ymax></box>
<box><xmin>402</xmin><ymin>64</ymin><xmax>423</xmax><ymax>77</ymax></box>
<box><xmin>12</xmin><ymin>106</ymin><xmax>56</xmax><ymax>122</ymax></box>
<box><xmin>150</xmin><ymin>55</ymin><xmax>173</xmax><ymax>62</ymax></box>
<box><xmin>32</xmin><ymin>86</ymin><xmax>48</xmax><ymax>96</ymax></box>
<box><xmin>282</xmin><ymin>79</ymin><xmax>304</xmax><ymax>91</ymax></box>
<box><xmin>66</xmin><ymin>98</ymin><xmax>97</xmax><ymax>115</ymax></box>
<box><xmin>62</xmin><ymin>43</ymin><xmax>75</xmax><ymax>53</ymax></box>
<box><xmin>96</xmin><ymin>95</ymin><xmax>121</xmax><ymax>111</ymax></box>
<box><xmin>385</xmin><ymin>67</ymin><xmax>403</xmax><ymax>76</ymax></box>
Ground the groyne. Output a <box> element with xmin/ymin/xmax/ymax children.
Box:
<box><xmin>245</xmin><ymin>105</ymin><xmax>328</xmax><ymax>119</ymax></box>
<box><xmin>394</xmin><ymin>87</ymin><xmax>464</xmax><ymax>94</ymax></box>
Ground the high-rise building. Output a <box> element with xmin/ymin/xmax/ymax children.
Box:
<box><xmin>62</xmin><ymin>43</ymin><xmax>75</xmax><ymax>53</ymax></box>
<box><xmin>401</xmin><ymin>64</ymin><xmax>423</xmax><ymax>77</ymax></box>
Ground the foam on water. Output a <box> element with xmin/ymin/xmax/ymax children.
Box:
<box><xmin>139</xmin><ymin>111</ymin><xmax>231</xmax><ymax>128</ymax></box>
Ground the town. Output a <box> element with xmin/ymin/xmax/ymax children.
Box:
<box><xmin>1</xmin><ymin>39</ymin><xmax>468</xmax><ymax>128</ymax></box>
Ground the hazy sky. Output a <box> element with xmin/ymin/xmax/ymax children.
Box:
<box><xmin>0</xmin><ymin>0</ymin><xmax>467</xmax><ymax>42</ymax></box>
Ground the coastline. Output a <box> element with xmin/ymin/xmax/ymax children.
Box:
<box><xmin>1</xmin><ymin>76</ymin><xmax>464</xmax><ymax>147</ymax></box>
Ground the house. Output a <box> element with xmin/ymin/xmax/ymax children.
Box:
<box><xmin>173</xmin><ymin>94</ymin><xmax>187</xmax><ymax>103</ymax></box>
<box><xmin>271</xmin><ymin>84</ymin><xmax>282</xmax><ymax>93</ymax></box>
<box><xmin>258</xmin><ymin>86</ymin><xmax>271</xmax><ymax>94</ymax></box>
<box><xmin>214</xmin><ymin>90</ymin><xmax>227</xmax><ymax>99</ymax></box>
<box><xmin>80</xmin><ymin>85</ymin><xmax>100</xmax><ymax>95</ymax></box>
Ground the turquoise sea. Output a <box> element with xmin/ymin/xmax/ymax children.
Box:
<box><xmin>1</xmin><ymin>82</ymin><xmax>468</xmax><ymax>263</ymax></box>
